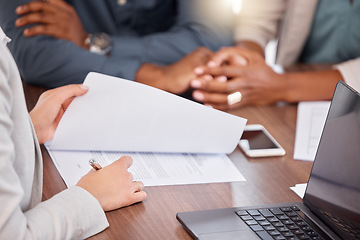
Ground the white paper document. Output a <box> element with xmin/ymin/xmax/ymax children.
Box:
<box><xmin>50</xmin><ymin>72</ymin><xmax>247</xmax><ymax>154</ymax></box>
<box><xmin>290</xmin><ymin>183</ymin><xmax>307</xmax><ymax>199</ymax></box>
<box><xmin>46</xmin><ymin>72</ymin><xmax>247</xmax><ymax>187</ymax></box>
<box><xmin>47</xmin><ymin>150</ymin><xmax>246</xmax><ymax>187</ymax></box>
<box><xmin>293</xmin><ymin>101</ymin><xmax>330</xmax><ymax>161</ymax></box>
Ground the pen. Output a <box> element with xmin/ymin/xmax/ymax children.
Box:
<box><xmin>89</xmin><ymin>158</ymin><xmax>102</xmax><ymax>171</ymax></box>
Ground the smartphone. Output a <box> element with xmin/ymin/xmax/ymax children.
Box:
<box><xmin>239</xmin><ymin>124</ymin><xmax>285</xmax><ymax>157</ymax></box>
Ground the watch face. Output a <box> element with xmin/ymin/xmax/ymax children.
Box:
<box><xmin>89</xmin><ymin>33</ymin><xmax>112</xmax><ymax>55</ymax></box>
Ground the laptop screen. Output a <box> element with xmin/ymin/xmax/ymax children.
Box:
<box><xmin>303</xmin><ymin>82</ymin><xmax>360</xmax><ymax>240</ymax></box>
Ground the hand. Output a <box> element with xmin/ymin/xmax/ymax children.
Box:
<box><xmin>136</xmin><ymin>47</ymin><xmax>213</xmax><ymax>94</ymax></box>
<box><xmin>29</xmin><ymin>84</ymin><xmax>88</xmax><ymax>144</ymax></box>
<box><xmin>191</xmin><ymin>47</ymin><xmax>287</xmax><ymax>110</ymax></box>
<box><xmin>77</xmin><ymin>156</ymin><xmax>147</xmax><ymax>211</ymax></box>
<box><xmin>15</xmin><ymin>0</ymin><xmax>89</xmax><ymax>49</ymax></box>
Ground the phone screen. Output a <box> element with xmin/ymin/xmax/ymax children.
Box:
<box><xmin>241</xmin><ymin>130</ymin><xmax>278</xmax><ymax>150</ymax></box>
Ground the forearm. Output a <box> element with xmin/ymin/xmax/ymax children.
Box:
<box><xmin>282</xmin><ymin>69</ymin><xmax>343</xmax><ymax>102</ymax></box>
<box><xmin>8</xmin><ymin>36</ymin><xmax>141</xmax><ymax>87</ymax></box>
<box><xmin>135</xmin><ymin>64</ymin><xmax>169</xmax><ymax>91</ymax></box>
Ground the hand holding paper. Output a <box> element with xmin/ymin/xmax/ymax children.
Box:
<box><xmin>46</xmin><ymin>72</ymin><xmax>247</xmax><ymax>187</ymax></box>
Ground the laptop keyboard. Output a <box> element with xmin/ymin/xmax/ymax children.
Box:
<box><xmin>236</xmin><ymin>206</ymin><xmax>324</xmax><ymax>240</ymax></box>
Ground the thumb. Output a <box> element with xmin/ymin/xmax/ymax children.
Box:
<box><xmin>53</xmin><ymin>84</ymin><xmax>89</xmax><ymax>106</ymax></box>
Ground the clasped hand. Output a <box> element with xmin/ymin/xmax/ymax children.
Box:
<box><xmin>190</xmin><ymin>47</ymin><xmax>287</xmax><ymax>110</ymax></box>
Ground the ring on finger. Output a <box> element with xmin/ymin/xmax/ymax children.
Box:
<box><xmin>227</xmin><ymin>91</ymin><xmax>242</xmax><ymax>105</ymax></box>
<box><xmin>134</xmin><ymin>181</ymin><xmax>142</xmax><ymax>192</ymax></box>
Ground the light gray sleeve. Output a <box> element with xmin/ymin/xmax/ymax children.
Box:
<box><xmin>24</xmin><ymin>187</ymin><xmax>109</xmax><ymax>240</ymax></box>
<box><xmin>235</xmin><ymin>0</ymin><xmax>286</xmax><ymax>49</ymax></box>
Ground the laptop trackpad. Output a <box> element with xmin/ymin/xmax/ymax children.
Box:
<box><xmin>199</xmin><ymin>229</ymin><xmax>259</xmax><ymax>240</ymax></box>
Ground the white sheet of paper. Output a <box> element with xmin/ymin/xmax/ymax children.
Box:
<box><xmin>290</xmin><ymin>183</ymin><xmax>307</xmax><ymax>199</ymax></box>
<box><xmin>50</xmin><ymin>72</ymin><xmax>247</xmax><ymax>154</ymax></box>
<box><xmin>47</xmin><ymin>148</ymin><xmax>246</xmax><ymax>187</ymax></box>
<box><xmin>293</xmin><ymin>101</ymin><xmax>330</xmax><ymax>161</ymax></box>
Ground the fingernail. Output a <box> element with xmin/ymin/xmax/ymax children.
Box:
<box><xmin>80</xmin><ymin>85</ymin><xmax>89</xmax><ymax>90</ymax></box>
<box><xmin>203</xmin><ymin>75</ymin><xmax>213</xmax><ymax>81</ymax></box>
<box><xmin>23</xmin><ymin>29</ymin><xmax>29</xmax><ymax>35</ymax></box>
<box><xmin>216</xmin><ymin>76</ymin><xmax>227</xmax><ymax>82</ymax></box>
<box><xmin>207</xmin><ymin>61</ymin><xmax>217</xmax><ymax>68</ymax></box>
<box><xmin>16</xmin><ymin>6</ymin><xmax>23</xmax><ymax>13</ymax></box>
<box><xmin>15</xmin><ymin>19</ymin><xmax>21</xmax><ymax>26</ymax></box>
<box><xmin>239</xmin><ymin>57</ymin><xmax>248</xmax><ymax>66</ymax></box>
<box><xmin>194</xmin><ymin>67</ymin><xmax>204</xmax><ymax>75</ymax></box>
<box><xmin>193</xmin><ymin>91</ymin><xmax>204</xmax><ymax>101</ymax></box>
<box><xmin>191</xmin><ymin>80</ymin><xmax>202</xmax><ymax>88</ymax></box>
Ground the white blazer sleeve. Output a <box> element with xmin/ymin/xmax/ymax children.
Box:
<box><xmin>235</xmin><ymin>0</ymin><xmax>286</xmax><ymax>49</ymax></box>
<box><xmin>24</xmin><ymin>187</ymin><xmax>109</xmax><ymax>240</ymax></box>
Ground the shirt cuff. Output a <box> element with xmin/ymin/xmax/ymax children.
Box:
<box><xmin>102</xmin><ymin>55</ymin><xmax>142</xmax><ymax>81</ymax></box>
<box><xmin>100</xmin><ymin>36</ymin><xmax>146</xmax><ymax>81</ymax></box>
<box><xmin>27</xmin><ymin>186</ymin><xmax>109</xmax><ymax>239</ymax></box>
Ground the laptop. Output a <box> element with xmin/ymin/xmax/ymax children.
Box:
<box><xmin>177</xmin><ymin>81</ymin><xmax>360</xmax><ymax>240</ymax></box>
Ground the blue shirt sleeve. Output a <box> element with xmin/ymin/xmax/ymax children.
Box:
<box><xmin>0</xmin><ymin>0</ymin><xmax>234</xmax><ymax>88</ymax></box>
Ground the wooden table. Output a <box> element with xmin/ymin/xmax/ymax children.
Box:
<box><xmin>23</xmin><ymin>82</ymin><xmax>313</xmax><ymax>240</ymax></box>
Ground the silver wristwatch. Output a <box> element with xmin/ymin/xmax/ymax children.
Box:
<box><xmin>85</xmin><ymin>32</ymin><xmax>113</xmax><ymax>55</ymax></box>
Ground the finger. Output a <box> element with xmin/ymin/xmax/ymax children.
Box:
<box><xmin>61</xmin><ymin>96</ymin><xmax>76</xmax><ymax>110</ymax></box>
<box><xmin>190</xmin><ymin>74</ymin><xmax>214</xmax><ymax>88</ymax></box>
<box><xmin>204</xmin><ymin>90</ymin><xmax>249</xmax><ymax>110</ymax></box>
<box><xmin>191</xmin><ymin>79</ymin><xmax>228</xmax><ymax>93</ymax></box>
<box><xmin>16</xmin><ymin>1</ymin><xmax>57</xmax><ymax>15</ymax></box>
<box><xmin>37</xmin><ymin>84</ymin><xmax>88</xmax><ymax>109</ymax></box>
<box><xmin>192</xmin><ymin>90</ymin><xmax>228</xmax><ymax>105</ymax></box>
<box><xmin>191</xmin><ymin>77</ymin><xmax>245</xmax><ymax>94</ymax></box>
<box><xmin>132</xmin><ymin>181</ymin><xmax>144</xmax><ymax>192</ymax></box>
<box><xmin>193</xmin><ymin>47</ymin><xmax>213</xmax><ymax>61</ymax></box>
<box><xmin>132</xmin><ymin>191</ymin><xmax>147</xmax><ymax>203</ymax></box>
<box><xmin>208</xmin><ymin>100</ymin><xmax>244</xmax><ymax>111</ymax></box>
<box><xmin>46</xmin><ymin>84</ymin><xmax>89</xmax><ymax>106</ymax></box>
<box><xmin>205</xmin><ymin>66</ymin><xmax>246</xmax><ymax>78</ymax></box>
<box><xmin>128</xmin><ymin>172</ymin><xmax>134</xmax><ymax>182</ymax></box>
<box><xmin>16</xmin><ymin>12</ymin><xmax>56</xmax><ymax>27</ymax></box>
<box><xmin>114</xmin><ymin>155</ymin><xmax>134</xmax><ymax>169</ymax></box>
<box><xmin>194</xmin><ymin>66</ymin><xmax>206</xmax><ymax>75</ymax></box>
<box><xmin>23</xmin><ymin>24</ymin><xmax>69</xmax><ymax>38</ymax></box>
<box><xmin>210</xmin><ymin>47</ymin><xmax>248</xmax><ymax>67</ymax></box>
<box><xmin>215</xmin><ymin>76</ymin><xmax>227</xmax><ymax>82</ymax></box>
